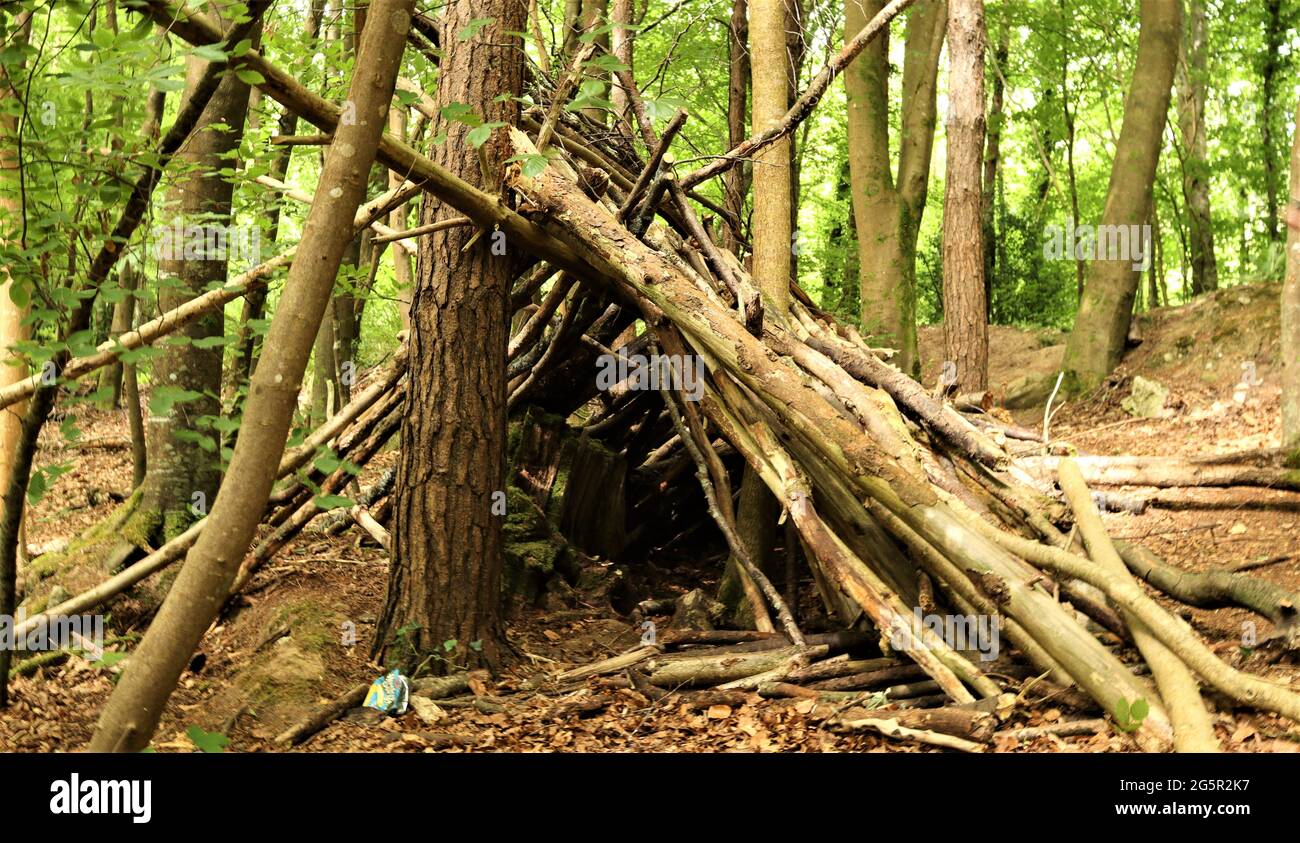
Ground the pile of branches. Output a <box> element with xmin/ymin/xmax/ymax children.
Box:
<box><xmin>16</xmin><ymin>0</ymin><xmax>1300</xmax><ymax>753</ymax></box>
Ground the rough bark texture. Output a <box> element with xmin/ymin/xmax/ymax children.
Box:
<box><xmin>1176</xmin><ymin>0</ymin><xmax>1216</xmax><ymax>295</ymax></box>
<box><xmin>372</xmin><ymin>0</ymin><xmax>525</xmax><ymax>672</ymax></box>
<box><xmin>142</xmin><ymin>38</ymin><xmax>255</xmax><ymax>539</ymax></box>
<box><xmin>846</xmin><ymin>0</ymin><xmax>945</xmax><ymax>377</ymax></box>
<box><xmin>750</xmin><ymin>0</ymin><xmax>793</xmax><ymax>314</ymax></box>
<box><xmin>940</xmin><ymin>0</ymin><xmax>987</xmax><ymax>393</ymax></box>
<box><xmin>1060</xmin><ymin>0</ymin><xmax>1179</xmax><ymax>392</ymax></box>
<box><xmin>88</xmin><ymin>0</ymin><xmax>414</xmax><ymax>751</ymax></box>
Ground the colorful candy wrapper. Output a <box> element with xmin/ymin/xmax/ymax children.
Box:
<box><xmin>363</xmin><ymin>669</ymin><xmax>410</xmax><ymax>715</ymax></box>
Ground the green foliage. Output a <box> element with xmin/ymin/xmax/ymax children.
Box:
<box><xmin>185</xmin><ymin>725</ymin><xmax>231</xmax><ymax>753</ymax></box>
<box><xmin>1113</xmin><ymin>696</ymin><xmax>1151</xmax><ymax>734</ymax></box>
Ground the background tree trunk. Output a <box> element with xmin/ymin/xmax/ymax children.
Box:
<box><xmin>723</xmin><ymin>0</ymin><xmax>750</xmax><ymax>256</ymax></box>
<box><xmin>141</xmin><ymin>18</ymin><xmax>256</xmax><ymax>539</ymax></box>
<box><xmin>941</xmin><ymin>0</ymin><xmax>987</xmax><ymax>393</ymax></box>
<box><xmin>1177</xmin><ymin>0</ymin><xmax>1217</xmax><ymax>295</ymax></box>
<box><xmin>981</xmin><ymin>22</ymin><xmax>1007</xmax><ymax>318</ymax></box>
<box><xmin>846</xmin><ymin>0</ymin><xmax>945</xmax><ymax>377</ymax></box>
<box><xmin>1060</xmin><ymin>0</ymin><xmax>1179</xmax><ymax>392</ymax></box>
<box><xmin>1282</xmin><ymin>99</ymin><xmax>1300</xmax><ymax>451</ymax></box>
<box><xmin>372</xmin><ymin>0</ymin><xmax>525</xmax><ymax>672</ymax></box>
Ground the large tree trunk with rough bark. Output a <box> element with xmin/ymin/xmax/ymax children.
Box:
<box><xmin>847</xmin><ymin>0</ymin><xmax>945</xmax><ymax>377</ymax></box>
<box><xmin>1060</xmin><ymin>0</ymin><xmax>1179</xmax><ymax>392</ymax></box>
<box><xmin>941</xmin><ymin>0</ymin><xmax>987</xmax><ymax>393</ymax></box>
<box><xmin>88</xmin><ymin>0</ymin><xmax>415</xmax><ymax>751</ymax></box>
<box><xmin>372</xmin><ymin>0</ymin><xmax>526</xmax><ymax>673</ymax></box>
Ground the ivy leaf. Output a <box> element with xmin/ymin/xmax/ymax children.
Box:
<box><xmin>186</xmin><ymin>725</ymin><xmax>230</xmax><ymax>753</ymax></box>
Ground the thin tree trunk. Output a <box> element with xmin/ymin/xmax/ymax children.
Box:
<box><xmin>941</xmin><ymin>0</ymin><xmax>987</xmax><ymax>393</ymax></box>
<box><xmin>610</xmin><ymin>0</ymin><xmax>634</xmax><ymax>139</ymax></box>
<box><xmin>981</xmin><ymin>22</ymin><xmax>1007</xmax><ymax>318</ymax></box>
<box><xmin>1060</xmin><ymin>0</ymin><xmax>1180</xmax><ymax>392</ymax></box>
<box><xmin>1061</xmin><ymin>0</ymin><xmax>1085</xmax><ymax>303</ymax></box>
<box><xmin>372</xmin><ymin>0</ymin><xmax>526</xmax><ymax>672</ymax></box>
<box><xmin>88</xmin><ymin>0</ymin><xmax>415</xmax><ymax>752</ymax></box>
<box><xmin>1177</xmin><ymin>0</ymin><xmax>1217</xmax><ymax>295</ymax></box>
<box><xmin>723</xmin><ymin>0</ymin><xmax>751</xmax><ymax>256</ymax></box>
<box><xmin>1261</xmin><ymin>0</ymin><xmax>1283</xmax><ymax>245</ymax></box>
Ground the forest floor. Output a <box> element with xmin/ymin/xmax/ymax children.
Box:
<box><xmin>4</xmin><ymin>283</ymin><xmax>1300</xmax><ymax>753</ymax></box>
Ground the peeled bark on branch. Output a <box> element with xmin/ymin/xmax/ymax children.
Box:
<box><xmin>1058</xmin><ymin>459</ymin><xmax>1218</xmax><ymax>752</ymax></box>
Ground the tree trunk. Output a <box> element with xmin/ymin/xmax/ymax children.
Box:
<box><xmin>1283</xmin><ymin>98</ymin><xmax>1300</xmax><ymax>451</ymax></box>
<box><xmin>87</xmin><ymin>0</ymin><xmax>415</xmax><ymax>752</ymax></box>
<box><xmin>750</xmin><ymin>0</ymin><xmax>793</xmax><ymax>315</ymax></box>
<box><xmin>372</xmin><ymin>0</ymin><xmax>525</xmax><ymax>672</ymax></box>
<box><xmin>1261</xmin><ymin>0</ymin><xmax>1283</xmax><ymax>245</ymax></box>
<box><xmin>1177</xmin><ymin>0</ymin><xmax>1217</xmax><ymax>295</ymax></box>
<box><xmin>723</xmin><ymin>0</ymin><xmax>750</xmax><ymax>256</ymax></box>
<box><xmin>141</xmin><ymin>18</ymin><xmax>256</xmax><ymax>539</ymax></box>
<box><xmin>847</xmin><ymin>0</ymin><xmax>945</xmax><ymax>377</ymax></box>
<box><xmin>610</xmin><ymin>0</ymin><xmax>635</xmax><ymax>139</ymax></box>
<box><xmin>1059</xmin><ymin>0</ymin><xmax>1179</xmax><ymax>392</ymax></box>
<box><xmin>941</xmin><ymin>0</ymin><xmax>987</xmax><ymax>393</ymax></box>
<box><xmin>726</xmin><ymin>0</ymin><xmax>798</xmax><ymax>622</ymax></box>
<box><xmin>0</xmin><ymin>10</ymin><xmax>32</xmax><ymax>705</ymax></box>
<box><xmin>981</xmin><ymin>22</ymin><xmax>1007</xmax><ymax>317</ymax></box>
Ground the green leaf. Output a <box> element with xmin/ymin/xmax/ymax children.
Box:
<box><xmin>186</xmin><ymin>725</ymin><xmax>230</xmax><ymax>753</ymax></box>
<box><xmin>150</xmin><ymin>385</ymin><xmax>204</xmax><ymax>416</ymax></box>
<box><xmin>466</xmin><ymin>124</ymin><xmax>493</xmax><ymax>147</ymax></box>
<box><xmin>92</xmin><ymin>651</ymin><xmax>129</xmax><ymax>669</ymax></box>
<box><xmin>191</xmin><ymin>44</ymin><xmax>228</xmax><ymax>63</ymax></box>
<box><xmin>313</xmin><ymin>494</ymin><xmax>354</xmax><ymax>511</ymax></box>
<box><xmin>457</xmin><ymin>17</ymin><xmax>495</xmax><ymax>41</ymax></box>
<box><xmin>443</xmin><ymin>638</ymin><xmax>458</xmax><ymax>652</ymax></box>
<box><xmin>439</xmin><ymin>102</ymin><xmax>479</xmax><ymax>125</ymax></box>
<box><xmin>235</xmin><ymin>68</ymin><xmax>266</xmax><ymax>86</ymax></box>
